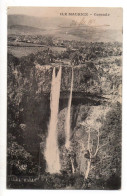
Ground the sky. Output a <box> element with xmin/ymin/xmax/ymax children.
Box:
<box><xmin>8</xmin><ymin>7</ymin><xmax>123</xmax><ymax>30</ymax></box>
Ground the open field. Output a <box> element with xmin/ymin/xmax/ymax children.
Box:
<box><xmin>8</xmin><ymin>46</ymin><xmax>66</xmax><ymax>58</ymax></box>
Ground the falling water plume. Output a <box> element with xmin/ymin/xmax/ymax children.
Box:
<box><xmin>65</xmin><ymin>67</ymin><xmax>74</xmax><ymax>149</ymax></box>
<box><xmin>45</xmin><ymin>66</ymin><xmax>62</xmax><ymax>174</ymax></box>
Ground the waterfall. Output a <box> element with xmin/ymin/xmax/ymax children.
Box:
<box><xmin>45</xmin><ymin>66</ymin><xmax>61</xmax><ymax>174</ymax></box>
<box><xmin>65</xmin><ymin>67</ymin><xmax>74</xmax><ymax>149</ymax></box>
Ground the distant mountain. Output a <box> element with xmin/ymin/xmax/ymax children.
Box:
<box><xmin>8</xmin><ymin>24</ymin><xmax>45</xmax><ymax>35</ymax></box>
<box><xmin>8</xmin><ymin>14</ymin><xmax>72</xmax><ymax>29</ymax></box>
<box><xmin>8</xmin><ymin>14</ymin><xmax>122</xmax><ymax>42</ymax></box>
<box><xmin>9</xmin><ymin>25</ymin><xmax>44</xmax><ymax>31</ymax></box>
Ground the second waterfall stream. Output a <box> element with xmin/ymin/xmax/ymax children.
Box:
<box><xmin>65</xmin><ymin>67</ymin><xmax>74</xmax><ymax>149</ymax></box>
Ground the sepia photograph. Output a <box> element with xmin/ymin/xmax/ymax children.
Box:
<box><xmin>7</xmin><ymin>7</ymin><xmax>122</xmax><ymax>190</ymax></box>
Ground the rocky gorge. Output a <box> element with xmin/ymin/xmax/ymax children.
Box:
<box><xmin>7</xmin><ymin>52</ymin><xmax>121</xmax><ymax>189</ymax></box>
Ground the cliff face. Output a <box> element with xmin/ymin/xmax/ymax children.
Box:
<box><xmin>8</xmin><ymin>62</ymin><xmax>101</xmax><ymax>104</ymax></box>
<box><xmin>34</xmin><ymin>63</ymin><xmax>101</xmax><ymax>94</ymax></box>
<box><xmin>8</xmin><ymin>60</ymin><xmax>102</xmax><ymax>125</ymax></box>
<box><xmin>9</xmin><ymin>56</ymin><xmax>122</xmax><ymax>102</ymax></box>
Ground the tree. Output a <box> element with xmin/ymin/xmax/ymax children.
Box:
<box><xmin>7</xmin><ymin>133</ymin><xmax>36</xmax><ymax>175</ymax></box>
<box><xmin>80</xmin><ymin>103</ymin><xmax>121</xmax><ymax>187</ymax></box>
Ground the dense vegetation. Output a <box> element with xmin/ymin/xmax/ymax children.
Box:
<box><xmin>7</xmin><ymin>39</ymin><xmax>122</xmax><ymax>189</ymax></box>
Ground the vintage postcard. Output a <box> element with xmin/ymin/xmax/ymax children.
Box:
<box><xmin>7</xmin><ymin>7</ymin><xmax>122</xmax><ymax>190</ymax></box>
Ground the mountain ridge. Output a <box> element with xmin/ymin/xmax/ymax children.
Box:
<box><xmin>8</xmin><ymin>14</ymin><xmax>122</xmax><ymax>42</ymax></box>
